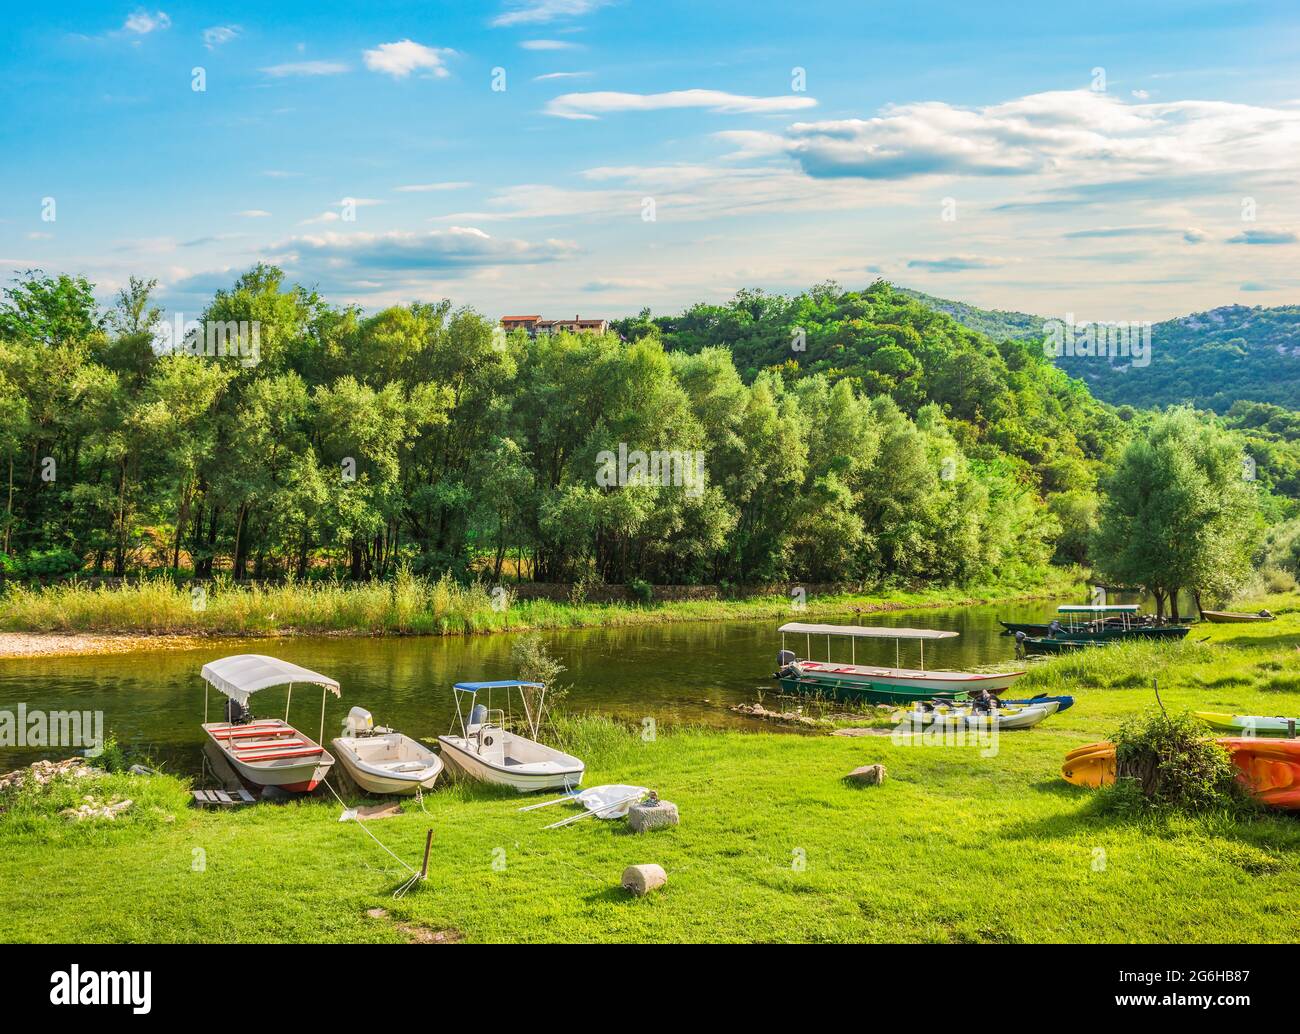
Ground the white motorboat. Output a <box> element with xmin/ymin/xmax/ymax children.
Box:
<box><xmin>199</xmin><ymin>654</ymin><xmax>339</xmax><ymax>793</ymax></box>
<box><xmin>437</xmin><ymin>680</ymin><xmax>584</xmax><ymax>793</ymax></box>
<box><xmin>332</xmin><ymin>707</ymin><xmax>443</xmax><ymax>795</ymax></box>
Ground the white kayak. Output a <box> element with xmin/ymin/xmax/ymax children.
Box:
<box><xmin>896</xmin><ymin>700</ymin><xmax>1059</xmax><ymax>731</ymax></box>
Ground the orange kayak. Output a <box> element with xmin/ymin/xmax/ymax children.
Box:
<box><xmin>1219</xmin><ymin>737</ymin><xmax>1300</xmax><ymax>810</ymax></box>
<box><xmin>1060</xmin><ymin>738</ymin><xmax>1300</xmax><ymax>809</ymax></box>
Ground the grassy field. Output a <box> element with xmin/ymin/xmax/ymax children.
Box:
<box><xmin>0</xmin><ymin>567</ymin><xmax>1081</xmax><ymax>637</ymax></box>
<box><xmin>2</xmin><ymin>592</ymin><xmax>1300</xmax><ymax>944</ymax></box>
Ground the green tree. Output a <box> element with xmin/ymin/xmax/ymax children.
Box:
<box><xmin>1093</xmin><ymin>409</ymin><xmax>1260</xmax><ymax>618</ymax></box>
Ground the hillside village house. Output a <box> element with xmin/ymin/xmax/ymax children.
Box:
<box><xmin>500</xmin><ymin>314</ymin><xmax>609</xmax><ymax>337</ymax></box>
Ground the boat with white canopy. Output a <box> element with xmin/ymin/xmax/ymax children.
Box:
<box><xmin>437</xmin><ymin>680</ymin><xmax>584</xmax><ymax>793</ymax></box>
<box><xmin>199</xmin><ymin>654</ymin><xmax>339</xmax><ymax>794</ymax></box>
<box><xmin>774</xmin><ymin>622</ymin><xmax>1025</xmax><ymax>704</ymax></box>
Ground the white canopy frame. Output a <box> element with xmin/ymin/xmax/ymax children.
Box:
<box><xmin>778</xmin><ymin>622</ymin><xmax>959</xmax><ymax>671</ymax></box>
<box><xmin>200</xmin><ymin>654</ymin><xmax>341</xmax><ymax>745</ymax></box>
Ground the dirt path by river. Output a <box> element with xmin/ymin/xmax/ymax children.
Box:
<box><xmin>0</xmin><ymin>633</ymin><xmax>212</xmax><ymax>659</ymax></box>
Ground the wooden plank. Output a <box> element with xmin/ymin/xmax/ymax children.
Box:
<box><xmin>215</xmin><ymin>790</ymin><xmax>232</xmax><ymax>804</ymax></box>
<box><xmin>236</xmin><ymin>788</ymin><xmax>255</xmax><ymax>803</ymax></box>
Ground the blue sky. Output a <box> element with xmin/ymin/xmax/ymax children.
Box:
<box><xmin>2</xmin><ymin>1</ymin><xmax>1299</xmax><ymax>322</ymax></box>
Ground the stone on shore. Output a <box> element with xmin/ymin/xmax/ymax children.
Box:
<box><xmin>846</xmin><ymin>763</ymin><xmax>887</xmax><ymax>785</ymax></box>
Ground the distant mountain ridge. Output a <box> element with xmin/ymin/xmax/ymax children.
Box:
<box><xmin>900</xmin><ymin>289</ymin><xmax>1300</xmax><ymax>413</ymax></box>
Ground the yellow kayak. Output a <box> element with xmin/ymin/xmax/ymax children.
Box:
<box><xmin>1061</xmin><ymin>742</ymin><xmax>1116</xmax><ymax>787</ymax></box>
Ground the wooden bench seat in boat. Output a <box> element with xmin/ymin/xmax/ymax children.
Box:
<box><xmin>232</xmin><ymin>738</ymin><xmax>306</xmax><ymax>751</ymax></box>
<box><xmin>236</xmin><ymin>745</ymin><xmax>326</xmax><ymax>763</ymax></box>
<box><xmin>211</xmin><ymin>726</ymin><xmax>298</xmax><ymax>740</ymax></box>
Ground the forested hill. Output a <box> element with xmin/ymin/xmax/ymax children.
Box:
<box><xmin>894</xmin><ymin>288</ymin><xmax>1044</xmax><ymax>343</ymax></box>
<box><xmin>894</xmin><ymin>290</ymin><xmax>1300</xmax><ymax>414</ymax></box>
<box><xmin>1070</xmin><ymin>305</ymin><xmax>1300</xmax><ymax>413</ymax></box>
<box><xmin>630</xmin><ymin>280</ymin><xmax>1123</xmax><ymax>495</ymax></box>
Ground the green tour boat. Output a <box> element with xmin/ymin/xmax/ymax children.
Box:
<box><xmin>773</xmin><ymin>622</ymin><xmax>1026</xmax><ymax>704</ymax></box>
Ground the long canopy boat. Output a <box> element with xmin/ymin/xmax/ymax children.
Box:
<box><xmin>200</xmin><ymin>654</ymin><xmax>340</xmax><ymax>794</ymax></box>
<box><xmin>773</xmin><ymin>622</ymin><xmax>1026</xmax><ymax>705</ymax></box>
<box><xmin>1001</xmin><ymin>605</ymin><xmax>1191</xmax><ymax>642</ymax></box>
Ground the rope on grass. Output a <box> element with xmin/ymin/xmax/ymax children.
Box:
<box><xmin>322</xmin><ymin>778</ymin><xmax>424</xmax><ymax>898</ymax></box>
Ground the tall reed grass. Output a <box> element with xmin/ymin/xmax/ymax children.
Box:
<box><xmin>0</xmin><ymin>566</ymin><xmax>1083</xmax><ymax>638</ymax></box>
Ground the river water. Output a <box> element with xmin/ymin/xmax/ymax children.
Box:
<box><xmin>0</xmin><ymin>597</ymin><xmax>1088</xmax><ymax>775</ymax></box>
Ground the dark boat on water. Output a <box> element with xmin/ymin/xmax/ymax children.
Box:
<box><xmin>1000</xmin><ymin>604</ymin><xmax>1191</xmax><ymax>642</ymax></box>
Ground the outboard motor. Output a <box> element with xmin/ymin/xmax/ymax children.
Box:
<box><xmin>343</xmin><ymin>706</ymin><xmax>374</xmax><ymax>736</ymax></box>
<box><xmin>775</xmin><ymin>649</ymin><xmax>798</xmax><ymax>678</ymax></box>
<box><xmin>224</xmin><ymin>696</ymin><xmax>251</xmax><ymax>726</ymax></box>
<box><xmin>467</xmin><ymin>703</ymin><xmax>489</xmax><ymax>730</ymax></box>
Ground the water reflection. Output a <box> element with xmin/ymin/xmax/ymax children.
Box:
<box><xmin>0</xmin><ymin>597</ymin><xmax>1080</xmax><ymax>775</ymax></box>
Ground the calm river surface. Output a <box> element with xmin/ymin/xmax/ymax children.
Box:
<box><xmin>0</xmin><ymin>597</ymin><xmax>1094</xmax><ymax>775</ymax></box>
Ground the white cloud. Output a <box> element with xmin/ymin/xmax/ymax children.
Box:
<box><xmin>439</xmin><ymin>162</ymin><xmax>912</xmax><ymax>224</ymax></box>
<box><xmin>491</xmin><ymin>1</ymin><xmax>611</xmax><ymax>27</ymax></box>
<box><xmin>544</xmin><ymin>89</ymin><xmax>818</xmax><ymax>120</ymax></box>
<box><xmin>237</xmin><ymin>210</ymin><xmax>272</xmax><ymax>218</ymax></box>
<box><xmin>271</xmin><ymin>226</ymin><xmax>579</xmax><ymax>275</ymax></box>
<box><xmin>363</xmin><ymin>40</ymin><xmax>454</xmax><ymax>79</ymax></box>
<box><xmin>907</xmin><ymin>255</ymin><xmax>1010</xmax><ymax>272</ymax></box>
<box><xmin>534</xmin><ymin>71</ymin><xmax>591</xmax><ymax>81</ymax></box>
<box><xmin>521</xmin><ymin>39</ymin><xmax>580</xmax><ymax>51</ymax></box>
<box><xmin>262</xmin><ymin>60</ymin><xmax>349</xmax><ymax>77</ymax></box>
<box><xmin>124</xmin><ymin>9</ymin><xmax>170</xmax><ymax>34</ymax></box>
<box><xmin>769</xmin><ymin>90</ymin><xmax>1300</xmax><ymax>183</ymax></box>
<box><xmin>393</xmin><ymin>182</ymin><xmax>473</xmax><ymax>192</ymax></box>
<box><xmin>203</xmin><ymin>25</ymin><xmax>240</xmax><ymax>49</ymax></box>
<box><xmin>1227</xmin><ymin>228</ymin><xmax>1298</xmax><ymax>245</ymax></box>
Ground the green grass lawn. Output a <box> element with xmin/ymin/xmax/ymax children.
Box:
<box><xmin>3</xmin><ymin>592</ymin><xmax>1299</xmax><ymax>944</ymax></box>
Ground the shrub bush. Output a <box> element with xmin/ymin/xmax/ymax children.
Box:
<box><xmin>626</xmin><ymin>578</ymin><xmax>654</xmax><ymax>605</ymax></box>
<box><xmin>1100</xmin><ymin>709</ymin><xmax>1248</xmax><ymax>815</ymax></box>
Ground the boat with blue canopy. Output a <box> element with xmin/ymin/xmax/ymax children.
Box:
<box><xmin>437</xmin><ymin>680</ymin><xmax>584</xmax><ymax>793</ymax></box>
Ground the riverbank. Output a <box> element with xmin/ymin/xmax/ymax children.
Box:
<box><xmin>4</xmin><ymin>596</ymin><xmax>1300</xmax><ymax>943</ymax></box>
<box><xmin>0</xmin><ymin>568</ymin><xmax>1083</xmax><ymax>656</ymax></box>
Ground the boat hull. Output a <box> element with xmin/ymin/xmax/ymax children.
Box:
<box><xmin>1200</xmin><ymin>611</ymin><xmax>1274</xmax><ymax>624</ymax></box>
<box><xmin>1003</xmin><ymin>620</ymin><xmax>1190</xmax><ymax>640</ymax></box>
<box><xmin>437</xmin><ymin>735</ymin><xmax>584</xmax><ymax>793</ymax></box>
<box><xmin>332</xmin><ymin>734</ymin><xmax>444</xmax><ymax>795</ymax></box>
<box><xmin>1022</xmin><ymin>636</ymin><xmax>1118</xmax><ymax>655</ymax></box>
<box><xmin>786</xmin><ymin>660</ymin><xmax>1024</xmax><ymax>696</ymax></box>
<box><xmin>202</xmin><ymin>720</ymin><xmax>334</xmax><ymax>793</ymax></box>
<box><xmin>777</xmin><ymin>674</ymin><xmax>1008</xmax><ymax>706</ymax></box>
<box><xmin>1004</xmin><ymin>694</ymin><xmax>1075</xmax><ymax>713</ymax></box>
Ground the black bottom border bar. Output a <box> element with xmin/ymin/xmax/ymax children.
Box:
<box><xmin>0</xmin><ymin>943</ymin><xmax>1288</xmax><ymax>1017</ymax></box>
